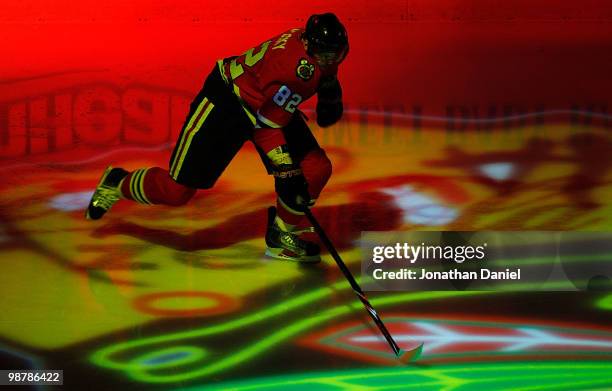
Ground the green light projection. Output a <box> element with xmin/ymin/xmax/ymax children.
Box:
<box><xmin>597</xmin><ymin>294</ymin><xmax>612</xmax><ymax>310</ymax></box>
<box><xmin>181</xmin><ymin>361</ymin><xmax>612</xmax><ymax>391</ymax></box>
<box><xmin>91</xmin><ymin>284</ymin><xmax>484</xmax><ymax>383</ymax></box>
<box><xmin>1</xmin><ymin>123</ymin><xmax>610</xmax><ymax>388</ymax></box>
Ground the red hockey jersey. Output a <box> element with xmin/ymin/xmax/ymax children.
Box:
<box><xmin>222</xmin><ymin>28</ymin><xmax>336</xmax><ymax>130</ymax></box>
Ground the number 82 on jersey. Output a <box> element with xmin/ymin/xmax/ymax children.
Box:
<box><xmin>273</xmin><ymin>85</ymin><xmax>302</xmax><ymax>113</ymax></box>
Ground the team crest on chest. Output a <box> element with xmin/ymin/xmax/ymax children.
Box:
<box><xmin>296</xmin><ymin>58</ymin><xmax>315</xmax><ymax>81</ymax></box>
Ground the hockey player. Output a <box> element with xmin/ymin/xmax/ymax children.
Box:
<box><xmin>86</xmin><ymin>13</ymin><xmax>348</xmax><ymax>263</ymax></box>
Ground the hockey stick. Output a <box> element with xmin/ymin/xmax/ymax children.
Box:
<box><xmin>304</xmin><ymin>208</ymin><xmax>423</xmax><ymax>363</ymax></box>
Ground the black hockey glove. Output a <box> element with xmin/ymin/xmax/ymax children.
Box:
<box><xmin>316</xmin><ymin>101</ymin><xmax>343</xmax><ymax>128</ymax></box>
<box><xmin>274</xmin><ymin>164</ymin><xmax>313</xmax><ymax>212</ymax></box>
<box><xmin>316</xmin><ymin>75</ymin><xmax>343</xmax><ymax>128</ymax></box>
<box><xmin>318</xmin><ymin>75</ymin><xmax>342</xmax><ymax>101</ymax></box>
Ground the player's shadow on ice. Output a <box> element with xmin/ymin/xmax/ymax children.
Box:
<box><xmin>93</xmin><ymin>197</ymin><xmax>402</xmax><ymax>256</ymax></box>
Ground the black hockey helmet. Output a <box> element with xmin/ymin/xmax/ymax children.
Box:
<box><xmin>303</xmin><ymin>13</ymin><xmax>349</xmax><ymax>66</ymax></box>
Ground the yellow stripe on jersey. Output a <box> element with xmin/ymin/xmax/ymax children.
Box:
<box><xmin>171</xmin><ymin>102</ymin><xmax>215</xmax><ymax>180</ymax></box>
<box><xmin>170</xmin><ymin>97</ymin><xmax>210</xmax><ymax>178</ymax></box>
<box><xmin>232</xmin><ymin>84</ymin><xmax>257</xmax><ymax>126</ymax></box>
<box><xmin>130</xmin><ymin>170</ymin><xmax>140</xmax><ymax>203</ymax></box>
<box><xmin>185</xmin><ymin>97</ymin><xmax>209</xmax><ymax>133</ymax></box>
<box><xmin>217</xmin><ymin>59</ymin><xmax>229</xmax><ymax>84</ymax></box>
<box><xmin>256</xmin><ymin>111</ymin><xmax>282</xmax><ymax>128</ymax></box>
<box><xmin>137</xmin><ymin>168</ymin><xmax>151</xmax><ymax>204</ymax></box>
<box><xmin>130</xmin><ymin>169</ymin><xmax>148</xmax><ymax>204</ymax></box>
<box><xmin>217</xmin><ymin>58</ymin><xmax>257</xmax><ymax>127</ymax></box>
<box><xmin>130</xmin><ymin>169</ymin><xmax>151</xmax><ymax>204</ymax></box>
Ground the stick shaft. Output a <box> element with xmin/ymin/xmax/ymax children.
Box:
<box><xmin>304</xmin><ymin>208</ymin><xmax>402</xmax><ymax>356</ymax></box>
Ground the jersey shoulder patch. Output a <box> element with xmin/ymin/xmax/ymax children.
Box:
<box><xmin>296</xmin><ymin>58</ymin><xmax>315</xmax><ymax>81</ymax></box>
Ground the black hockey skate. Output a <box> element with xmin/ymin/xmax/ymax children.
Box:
<box><xmin>86</xmin><ymin>166</ymin><xmax>128</xmax><ymax>220</ymax></box>
<box><xmin>265</xmin><ymin>207</ymin><xmax>321</xmax><ymax>263</ymax></box>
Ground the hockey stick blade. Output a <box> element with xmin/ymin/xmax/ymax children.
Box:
<box><xmin>397</xmin><ymin>342</ymin><xmax>424</xmax><ymax>364</ymax></box>
<box><xmin>304</xmin><ymin>208</ymin><xmax>424</xmax><ymax>363</ymax></box>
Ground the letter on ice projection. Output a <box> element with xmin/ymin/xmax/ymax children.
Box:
<box><xmin>28</xmin><ymin>95</ymin><xmax>73</xmax><ymax>153</ymax></box>
<box><xmin>123</xmin><ymin>88</ymin><xmax>170</xmax><ymax>145</ymax></box>
<box><xmin>74</xmin><ymin>87</ymin><xmax>122</xmax><ymax>145</ymax></box>
<box><xmin>0</xmin><ymin>103</ymin><xmax>27</xmax><ymax>157</ymax></box>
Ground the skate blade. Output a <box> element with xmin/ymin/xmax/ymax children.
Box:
<box><xmin>265</xmin><ymin>247</ymin><xmax>321</xmax><ymax>263</ymax></box>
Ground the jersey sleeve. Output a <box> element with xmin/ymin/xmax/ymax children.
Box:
<box><xmin>256</xmin><ymin>88</ymin><xmax>292</xmax><ymax>128</ymax></box>
<box><xmin>252</xmin><ymin>126</ymin><xmax>287</xmax><ymax>154</ymax></box>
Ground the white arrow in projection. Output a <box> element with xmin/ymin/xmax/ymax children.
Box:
<box><xmin>351</xmin><ymin>321</ymin><xmax>612</xmax><ymax>354</ymax></box>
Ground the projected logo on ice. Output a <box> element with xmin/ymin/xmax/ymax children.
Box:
<box><xmin>1</xmin><ymin>99</ymin><xmax>611</xmax><ymax>387</ymax></box>
<box><xmin>300</xmin><ymin>316</ymin><xmax>612</xmax><ymax>364</ymax></box>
